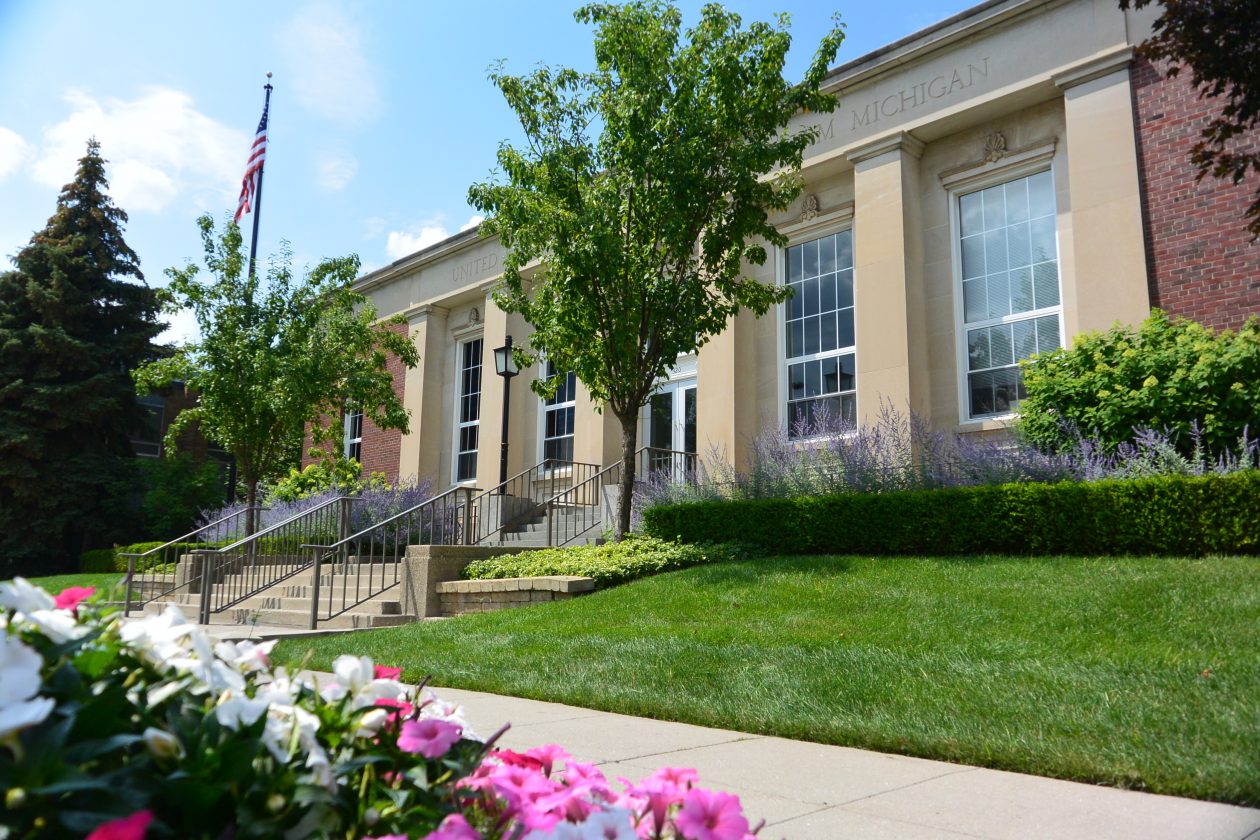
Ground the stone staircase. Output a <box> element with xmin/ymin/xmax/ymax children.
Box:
<box><xmin>485</xmin><ymin>504</ymin><xmax>603</xmax><ymax>548</ymax></box>
<box><xmin>141</xmin><ymin>560</ymin><xmax>414</xmax><ymax>629</ymax></box>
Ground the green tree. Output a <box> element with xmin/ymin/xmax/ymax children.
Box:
<box><xmin>0</xmin><ymin>139</ymin><xmax>164</xmax><ymax>573</ymax></box>
<box><xmin>134</xmin><ymin>216</ymin><xmax>419</xmax><ymax>534</ymax></box>
<box><xmin>469</xmin><ymin>2</ymin><xmax>844</xmax><ymax>538</ymax></box>
<box><xmin>1120</xmin><ymin>0</ymin><xmax>1260</xmax><ymax>239</ymax></box>
<box><xmin>1017</xmin><ymin>310</ymin><xmax>1260</xmax><ymax>454</ymax></box>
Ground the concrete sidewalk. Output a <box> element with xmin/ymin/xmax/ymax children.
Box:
<box><xmin>437</xmin><ymin>685</ymin><xmax>1260</xmax><ymax>840</ymax></box>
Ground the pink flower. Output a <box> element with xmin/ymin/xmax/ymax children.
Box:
<box><xmin>53</xmin><ymin>585</ymin><xmax>94</xmax><ymax>611</ymax></box>
<box><xmin>525</xmin><ymin>743</ymin><xmax>571</xmax><ymax>777</ymax></box>
<box><xmin>674</xmin><ymin>788</ymin><xmax>748</xmax><ymax>840</ymax></box>
<box><xmin>493</xmin><ymin>748</ymin><xmax>544</xmax><ymax>771</ymax></box>
<box><xmin>374</xmin><ymin>665</ymin><xmax>403</xmax><ymax>680</ymax></box>
<box><xmin>376</xmin><ymin>697</ymin><xmax>416</xmax><ymax>725</ymax></box>
<box><xmin>397</xmin><ymin>718</ymin><xmax>462</xmax><ymax>758</ymax></box>
<box><xmin>420</xmin><ymin>813</ymin><xmax>480</xmax><ymax>840</ymax></box>
<box><xmin>86</xmin><ymin>810</ymin><xmax>153</xmax><ymax>840</ymax></box>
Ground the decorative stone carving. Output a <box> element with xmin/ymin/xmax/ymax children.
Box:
<box><xmin>984</xmin><ymin>132</ymin><xmax>1008</xmax><ymax>163</ymax></box>
<box><xmin>466</xmin><ymin>307</ymin><xmax>481</xmax><ymax>327</ymax></box>
<box><xmin>799</xmin><ymin>193</ymin><xmax>820</xmax><ymax>222</ymax></box>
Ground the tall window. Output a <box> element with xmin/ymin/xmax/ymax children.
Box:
<box><xmin>131</xmin><ymin>394</ymin><xmax>165</xmax><ymax>458</ymax></box>
<box><xmin>542</xmin><ymin>361</ymin><xmax>576</xmax><ymax>464</ymax></box>
<box><xmin>344</xmin><ymin>408</ymin><xmax>363</xmax><ymax>462</ymax></box>
<box><xmin>455</xmin><ymin>338</ymin><xmax>483</xmax><ymax>482</ymax></box>
<box><xmin>785</xmin><ymin>229</ymin><xmax>856</xmax><ymax>436</ymax></box>
<box><xmin>959</xmin><ymin>169</ymin><xmax>1062</xmax><ymax>419</ymax></box>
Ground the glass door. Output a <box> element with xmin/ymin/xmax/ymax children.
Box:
<box><xmin>646</xmin><ymin>379</ymin><xmax>696</xmax><ymax>481</ymax></box>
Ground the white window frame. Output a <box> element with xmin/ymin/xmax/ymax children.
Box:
<box><xmin>947</xmin><ymin>156</ymin><xmax>1064</xmax><ymax>426</ymax></box>
<box><xmin>537</xmin><ymin>360</ymin><xmax>577</xmax><ymax>468</ymax></box>
<box><xmin>343</xmin><ymin>407</ymin><xmax>363</xmax><ymax>462</ymax></box>
<box><xmin>451</xmin><ymin>336</ymin><xmax>483</xmax><ymax>485</ymax></box>
<box><xmin>777</xmin><ymin>223</ymin><xmax>858</xmax><ymax>439</ymax></box>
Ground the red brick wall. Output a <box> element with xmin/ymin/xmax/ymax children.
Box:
<box><xmin>357</xmin><ymin>320</ymin><xmax>409</xmax><ymax>484</ymax></box>
<box><xmin>1131</xmin><ymin>56</ymin><xmax>1260</xmax><ymax>331</ymax></box>
<box><xmin>299</xmin><ymin>321</ymin><xmax>410</xmax><ymax>485</ymax></box>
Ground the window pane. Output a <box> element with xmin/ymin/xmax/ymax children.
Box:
<box><xmin>962</xmin><ymin>235</ymin><xmax>985</xmax><ymax>280</ymax></box>
<box><xmin>963</xmin><ymin>277</ymin><xmax>987</xmax><ymax>323</ymax></box>
<box><xmin>990</xmin><ymin>324</ymin><xmax>1014</xmax><ymax>367</ymax></box>
<box><xmin>836</xmin><ymin>230</ymin><xmax>853</xmax><ymax>269</ymax></box>
<box><xmin>820</xmin><ymin>273</ymin><xmax>837</xmax><ymax>313</ymax></box>
<box><xmin>968</xmin><ymin>328</ymin><xmax>991</xmax><ymax>371</ymax></box>
<box><xmin>1030</xmin><ymin>216</ymin><xmax>1056</xmax><ymax>263</ymax></box>
<box><xmin>1010</xmin><ymin>267</ymin><xmax>1034</xmax><ymax>314</ymax></box>
<box><xmin>1007</xmin><ymin>221</ymin><xmax>1031</xmax><ymax>270</ymax></box>
<box><xmin>839</xmin><ymin>394</ymin><xmax>857</xmax><ymax>422</ymax></box>
<box><xmin>789</xmin><ymin>363</ymin><xmax>805</xmax><ymax>400</ymax></box>
<box><xmin>837</xmin><ymin>309</ymin><xmax>855</xmax><ymax>348</ymax></box>
<box><xmin>1028</xmin><ymin>170</ymin><xmax>1055</xmax><ymax>218</ymax></box>
<box><xmin>960</xmin><ymin>191</ymin><xmax>984</xmax><ymax>237</ymax></box>
<box><xmin>1013</xmin><ymin>318</ymin><xmax>1038</xmax><ymax>361</ymax></box>
<box><xmin>1005</xmin><ymin>178</ymin><xmax>1029</xmax><ymax>224</ymax></box>
<box><xmin>969</xmin><ymin>370</ymin><xmax>994</xmax><ymax>417</ymax></box>
<box><xmin>820</xmin><ymin>235</ymin><xmax>836</xmax><ymax>274</ymax></box>
<box><xmin>803</xmin><ymin>315</ymin><xmax>820</xmax><ymax>356</ymax></box>
<box><xmin>805</xmin><ymin>360</ymin><xmax>821</xmax><ymax>397</ymax></box>
<box><xmin>787</xmin><ymin>247</ymin><xmax>802</xmax><ymax>283</ymax></box>
<box><xmin>985</xmin><ymin>228</ymin><xmax>1008</xmax><ymax>272</ymax></box>
<box><xmin>1036</xmin><ymin>315</ymin><xmax>1062</xmax><ymax>354</ymax></box>
<box><xmin>991</xmin><ymin>367</ymin><xmax>1023</xmax><ymax>414</ymax></box>
<box><xmin>1033</xmin><ymin>261</ymin><xmax>1060</xmax><ymax>308</ymax></box>
<box><xmin>838</xmin><ymin>353</ymin><xmax>855</xmax><ymax>392</ymax></box>
<box><xmin>982</xmin><ymin>184</ymin><xmax>1005</xmax><ymax>229</ymax></box>
<box><xmin>821</xmin><ymin>355</ymin><xmax>839</xmax><ymax>394</ymax></box>
<box><xmin>803</xmin><ymin>239</ymin><xmax>819</xmax><ymax>277</ymax></box>
<box><xmin>820</xmin><ymin>312</ymin><xmax>837</xmax><ymax>352</ymax></box>
<box><xmin>987</xmin><ymin>272</ymin><xmax>1011</xmax><ymax>319</ymax></box>
<box><xmin>804</xmin><ymin>277</ymin><xmax>819</xmax><ymax>317</ymax></box>
<box><xmin>789</xmin><ymin>321</ymin><xmax>803</xmax><ymax>359</ymax></box>
<box><xmin>836</xmin><ymin>269</ymin><xmax>854</xmax><ymax>308</ymax></box>
<box><xmin>789</xmin><ymin>283</ymin><xmax>802</xmax><ymax>319</ymax></box>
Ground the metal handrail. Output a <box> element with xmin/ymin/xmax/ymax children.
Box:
<box><xmin>302</xmin><ymin>485</ymin><xmax>479</xmax><ymax>628</ymax></box>
<box><xmin>465</xmin><ymin>458</ymin><xmax>600</xmax><ymax>545</ymax></box>
<box><xmin>192</xmin><ymin>495</ymin><xmax>357</xmax><ymax>623</ymax></box>
<box><xmin>121</xmin><ymin>505</ymin><xmax>264</xmax><ymax>616</ymax></box>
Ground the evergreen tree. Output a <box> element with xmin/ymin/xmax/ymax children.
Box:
<box><xmin>0</xmin><ymin>138</ymin><xmax>164</xmax><ymax>573</ymax></box>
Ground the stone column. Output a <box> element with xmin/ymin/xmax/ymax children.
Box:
<box><xmin>1053</xmin><ymin>50</ymin><xmax>1151</xmax><ymax>335</ymax></box>
<box><xmin>398</xmin><ymin>305</ymin><xmax>449</xmax><ymax>487</ymax></box>
<box><xmin>846</xmin><ymin>131</ymin><xmax>930</xmax><ymax>423</ymax></box>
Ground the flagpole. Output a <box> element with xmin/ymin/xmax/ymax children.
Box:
<box><xmin>247</xmin><ymin>73</ymin><xmax>273</xmax><ymax>281</ymax></box>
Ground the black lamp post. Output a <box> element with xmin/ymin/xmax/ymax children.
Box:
<box><xmin>493</xmin><ymin>335</ymin><xmax>519</xmax><ymax>492</ymax></box>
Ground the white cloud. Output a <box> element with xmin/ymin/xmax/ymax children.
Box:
<box><xmin>386</xmin><ymin>222</ymin><xmax>450</xmax><ymax>260</ymax></box>
<box><xmin>0</xmin><ymin>127</ymin><xmax>32</xmax><ymax>180</ymax></box>
<box><xmin>460</xmin><ymin>214</ymin><xmax>485</xmax><ymax>232</ymax></box>
<box><xmin>32</xmin><ymin>88</ymin><xmax>247</xmax><ymax>214</ymax></box>
<box><xmin>314</xmin><ymin>148</ymin><xmax>357</xmax><ymax>191</ymax></box>
<box><xmin>279</xmin><ymin>2</ymin><xmax>382</xmax><ymax>125</ymax></box>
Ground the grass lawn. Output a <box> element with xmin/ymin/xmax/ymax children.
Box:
<box><xmin>22</xmin><ymin>572</ymin><xmax>124</xmax><ymax>594</ymax></box>
<box><xmin>282</xmin><ymin>554</ymin><xmax>1259</xmax><ymax>805</ymax></box>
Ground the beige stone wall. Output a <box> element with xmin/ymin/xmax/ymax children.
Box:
<box><xmin>356</xmin><ymin>0</ymin><xmax>1156</xmax><ymax>487</ymax></box>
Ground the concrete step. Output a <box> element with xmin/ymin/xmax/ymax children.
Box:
<box><xmin>219</xmin><ymin>606</ymin><xmax>417</xmax><ymax>630</ymax></box>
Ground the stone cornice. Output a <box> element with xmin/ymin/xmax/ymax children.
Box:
<box><xmin>1052</xmin><ymin>46</ymin><xmax>1134</xmax><ymax>91</ymax></box>
<box><xmin>846</xmin><ymin>131</ymin><xmax>926</xmax><ymax>166</ymax></box>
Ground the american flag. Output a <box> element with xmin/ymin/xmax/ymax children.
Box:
<box><xmin>234</xmin><ymin>97</ymin><xmax>269</xmax><ymax>223</ymax></box>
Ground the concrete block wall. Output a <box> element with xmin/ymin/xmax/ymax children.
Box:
<box><xmin>436</xmin><ymin>576</ymin><xmax>594</xmax><ymax>616</ymax></box>
<box><xmin>1132</xmin><ymin>56</ymin><xmax>1260</xmax><ymax>331</ymax></box>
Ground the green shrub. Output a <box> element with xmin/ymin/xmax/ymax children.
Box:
<box><xmin>267</xmin><ymin>459</ymin><xmax>388</xmax><ymax>503</ymax></box>
<box><xmin>462</xmin><ymin>537</ymin><xmax>755</xmax><ymax>587</ymax></box>
<box><xmin>139</xmin><ymin>454</ymin><xmax>228</xmax><ymax>540</ymax></box>
<box><xmin>79</xmin><ymin>548</ymin><xmax>117</xmax><ymax>574</ymax></box>
<box><xmin>641</xmin><ymin>472</ymin><xmax>1260</xmax><ymax>557</ymax></box>
<box><xmin>1018</xmin><ymin>310</ymin><xmax>1260</xmax><ymax>454</ymax></box>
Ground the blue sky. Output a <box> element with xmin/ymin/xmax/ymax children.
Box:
<box><xmin>0</xmin><ymin>0</ymin><xmax>971</xmax><ymax>342</ymax></box>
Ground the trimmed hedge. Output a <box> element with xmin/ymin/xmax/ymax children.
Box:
<box><xmin>640</xmin><ymin>472</ymin><xmax>1260</xmax><ymax>556</ymax></box>
<box><xmin>79</xmin><ymin>541</ymin><xmax>225</xmax><ymax>573</ymax></box>
<box><xmin>462</xmin><ymin>537</ymin><xmax>756</xmax><ymax>588</ymax></box>
<box><xmin>80</xmin><ymin>549</ymin><xmax>117</xmax><ymax>574</ymax></box>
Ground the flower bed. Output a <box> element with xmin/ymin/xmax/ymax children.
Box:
<box><xmin>0</xmin><ymin>578</ymin><xmax>762</xmax><ymax>839</ymax></box>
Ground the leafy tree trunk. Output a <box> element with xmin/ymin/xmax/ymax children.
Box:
<box><xmin>614</xmin><ymin>408</ymin><xmax>638</xmax><ymax>540</ymax></box>
<box><xmin>245</xmin><ymin>482</ymin><xmax>259</xmax><ymax>537</ymax></box>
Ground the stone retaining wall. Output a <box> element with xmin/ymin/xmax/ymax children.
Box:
<box><xmin>436</xmin><ymin>576</ymin><xmax>595</xmax><ymax>616</ymax></box>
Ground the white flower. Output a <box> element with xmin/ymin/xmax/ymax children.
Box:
<box><xmin>145</xmin><ymin>680</ymin><xmax>187</xmax><ymax>708</ymax></box>
<box><xmin>215</xmin><ymin>693</ymin><xmax>270</xmax><ymax>730</ymax></box>
<box><xmin>0</xmin><ymin>634</ymin><xmax>43</xmax><ymax>708</ymax></box>
<box><xmin>143</xmin><ymin>726</ymin><xmax>185</xmax><ymax>760</ymax></box>
<box><xmin>0</xmin><ymin>578</ymin><xmax>54</xmax><ymax>614</ymax></box>
<box><xmin>0</xmin><ymin>697</ymin><xmax>54</xmax><ymax>740</ymax></box>
<box><xmin>261</xmin><ymin>703</ymin><xmax>321</xmax><ymax>763</ymax></box>
<box><xmin>419</xmin><ymin>688</ymin><xmax>475</xmax><ymax>738</ymax></box>
<box><xmin>21</xmin><ymin>609</ymin><xmax>89</xmax><ymax>644</ymax></box>
<box><xmin>355</xmin><ymin>707</ymin><xmax>389</xmax><ymax>738</ymax></box>
<box><xmin>121</xmin><ymin>605</ymin><xmax>198</xmax><ymax>666</ymax></box>
<box><xmin>351</xmin><ymin>678</ymin><xmax>408</xmax><ymax>710</ymax></box>
<box><xmin>574</xmin><ymin>808</ymin><xmax>638</xmax><ymax>840</ymax></box>
<box><xmin>321</xmin><ymin>654</ymin><xmax>374</xmax><ymax>702</ymax></box>
<box><xmin>214</xmin><ymin>639</ymin><xmax>276</xmax><ymax>674</ymax></box>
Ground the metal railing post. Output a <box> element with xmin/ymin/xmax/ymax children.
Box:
<box><xmin>123</xmin><ymin>555</ymin><xmax>135</xmax><ymax>617</ymax></box>
<box><xmin>197</xmin><ymin>552</ymin><xmax>213</xmax><ymax>625</ymax></box>
<box><xmin>309</xmin><ymin>548</ymin><xmax>323</xmax><ymax>631</ymax></box>
<box><xmin>462</xmin><ymin>488</ymin><xmax>473</xmax><ymax>545</ymax></box>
